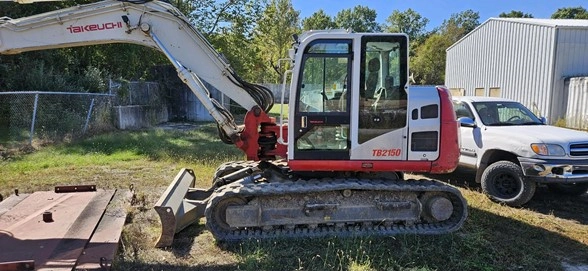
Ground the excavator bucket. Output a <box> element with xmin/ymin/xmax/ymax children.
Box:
<box><xmin>154</xmin><ymin>168</ymin><xmax>212</xmax><ymax>247</ymax></box>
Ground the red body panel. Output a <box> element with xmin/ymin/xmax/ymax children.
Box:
<box><xmin>432</xmin><ymin>86</ymin><xmax>460</xmax><ymax>173</ymax></box>
<box><xmin>288</xmin><ymin>160</ymin><xmax>433</xmax><ymax>172</ymax></box>
<box><xmin>238</xmin><ymin>107</ymin><xmax>288</xmax><ymax>161</ymax></box>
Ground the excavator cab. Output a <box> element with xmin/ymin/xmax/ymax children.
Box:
<box><xmin>287</xmin><ymin>32</ymin><xmax>449</xmax><ymax>171</ymax></box>
<box><xmin>292</xmin><ymin>33</ymin><xmax>409</xmax><ymax>161</ymax></box>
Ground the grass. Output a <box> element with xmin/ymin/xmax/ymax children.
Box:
<box><xmin>268</xmin><ymin>103</ymin><xmax>288</xmax><ymax>120</ymax></box>
<box><xmin>1</xmin><ymin>124</ymin><xmax>587</xmax><ymax>271</ymax></box>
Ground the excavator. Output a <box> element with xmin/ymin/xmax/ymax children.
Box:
<box><xmin>0</xmin><ymin>0</ymin><xmax>467</xmax><ymax>247</ymax></box>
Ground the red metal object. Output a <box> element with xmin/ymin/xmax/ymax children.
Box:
<box><xmin>0</xmin><ymin>194</ymin><xmax>30</xmax><ymax>218</ymax></box>
<box><xmin>0</xmin><ymin>260</ymin><xmax>34</xmax><ymax>271</ymax></box>
<box><xmin>0</xmin><ymin>190</ymin><xmax>115</xmax><ymax>270</ymax></box>
<box><xmin>288</xmin><ymin>160</ymin><xmax>433</xmax><ymax>172</ymax></box>
<box><xmin>431</xmin><ymin>86</ymin><xmax>460</xmax><ymax>174</ymax></box>
<box><xmin>54</xmin><ymin>185</ymin><xmax>97</xmax><ymax>193</ymax></box>
<box><xmin>237</xmin><ymin>106</ymin><xmax>288</xmax><ymax>161</ymax></box>
<box><xmin>76</xmin><ymin>190</ymin><xmax>132</xmax><ymax>270</ymax></box>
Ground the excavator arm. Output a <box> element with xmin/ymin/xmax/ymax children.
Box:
<box><xmin>1</xmin><ymin>0</ymin><xmax>289</xmax><ymax>247</ymax></box>
<box><xmin>0</xmin><ymin>0</ymin><xmax>275</xmax><ymax>147</ymax></box>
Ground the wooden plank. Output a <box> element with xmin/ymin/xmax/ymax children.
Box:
<box><xmin>75</xmin><ymin>190</ymin><xmax>132</xmax><ymax>270</ymax></box>
<box><xmin>40</xmin><ymin>190</ymin><xmax>115</xmax><ymax>271</ymax></box>
<box><xmin>0</xmin><ymin>190</ymin><xmax>115</xmax><ymax>271</ymax></box>
<box><xmin>0</xmin><ymin>191</ymin><xmax>92</xmax><ymax>269</ymax></box>
<box><xmin>0</xmin><ymin>194</ymin><xmax>30</xmax><ymax>218</ymax></box>
<box><xmin>0</xmin><ymin>191</ymin><xmax>73</xmax><ymax>230</ymax></box>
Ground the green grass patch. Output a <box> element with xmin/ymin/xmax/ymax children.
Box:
<box><xmin>0</xmin><ymin>123</ymin><xmax>242</xmax><ymax>193</ymax></box>
<box><xmin>268</xmin><ymin>103</ymin><xmax>288</xmax><ymax>120</ymax></box>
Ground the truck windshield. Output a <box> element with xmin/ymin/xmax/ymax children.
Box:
<box><xmin>472</xmin><ymin>101</ymin><xmax>543</xmax><ymax>126</ymax></box>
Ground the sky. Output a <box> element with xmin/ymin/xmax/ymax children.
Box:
<box><xmin>291</xmin><ymin>0</ymin><xmax>587</xmax><ymax>30</ymax></box>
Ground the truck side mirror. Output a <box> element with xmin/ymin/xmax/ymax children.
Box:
<box><xmin>458</xmin><ymin>117</ymin><xmax>476</xmax><ymax>128</ymax></box>
<box><xmin>540</xmin><ymin>117</ymin><xmax>547</xmax><ymax>124</ymax></box>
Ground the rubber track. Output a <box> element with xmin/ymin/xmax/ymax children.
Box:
<box><xmin>205</xmin><ymin>178</ymin><xmax>468</xmax><ymax>241</ymax></box>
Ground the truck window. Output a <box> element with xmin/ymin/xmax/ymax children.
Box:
<box><xmin>453</xmin><ymin>102</ymin><xmax>474</xmax><ymax>119</ymax></box>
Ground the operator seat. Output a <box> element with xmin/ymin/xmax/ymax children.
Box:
<box><xmin>365</xmin><ymin>58</ymin><xmax>380</xmax><ymax>98</ymax></box>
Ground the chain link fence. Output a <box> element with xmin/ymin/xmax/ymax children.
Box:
<box><xmin>0</xmin><ymin>91</ymin><xmax>114</xmax><ymax>147</ymax></box>
<box><xmin>0</xmin><ymin>80</ymin><xmax>286</xmax><ymax>147</ymax></box>
<box><xmin>110</xmin><ymin>80</ymin><xmax>163</xmax><ymax>106</ymax></box>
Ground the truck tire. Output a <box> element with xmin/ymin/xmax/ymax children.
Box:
<box><xmin>547</xmin><ymin>183</ymin><xmax>588</xmax><ymax>196</ymax></box>
<box><xmin>481</xmin><ymin>161</ymin><xmax>536</xmax><ymax>207</ymax></box>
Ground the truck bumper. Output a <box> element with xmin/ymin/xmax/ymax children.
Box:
<box><xmin>518</xmin><ymin>157</ymin><xmax>588</xmax><ymax>183</ymax></box>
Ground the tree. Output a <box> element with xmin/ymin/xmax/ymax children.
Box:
<box><xmin>499</xmin><ymin>10</ymin><xmax>533</xmax><ymax>18</ymax></box>
<box><xmin>195</xmin><ymin>0</ymin><xmax>268</xmax><ymax>82</ymax></box>
<box><xmin>183</xmin><ymin>0</ymin><xmax>267</xmax><ymax>37</ymax></box>
<box><xmin>383</xmin><ymin>9</ymin><xmax>430</xmax><ymax>56</ymax></box>
<box><xmin>334</xmin><ymin>6</ymin><xmax>380</xmax><ymax>32</ymax></box>
<box><xmin>384</xmin><ymin>9</ymin><xmax>429</xmax><ymax>42</ymax></box>
<box><xmin>0</xmin><ymin>0</ymin><xmax>270</xmax><ymax>92</ymax></box>
<box><xmin>409</xmin><ymin>10</ymin><xmax>479</xmax><ymax>85</ymax></box>
<box><xmin>551</xmin><ymin>7</ymin><xmax>588</xmax><ymax>19</ymax></box>
<box><xmin>410</xmin><ymin>34</ymin><xmax>454</xmax><ymax>85</ymax></box>
<box><xmin>438</xmin><ymin>9</ymin><xmax>480</xmax><ymax>43</ymax></box>
<box><xmin>252</xmin><ymin>0</ymin><xmax>300</xmax><ymax>83</ymax></box>
<box><xmin>302</xmin><ymin>9</ymin><xmax>336</xmax><ymax>31</ymax></box>
<box><xmin>0</xmin><ymin>0</ymin><xmax>167</xmax><ymax>92</ymax></box>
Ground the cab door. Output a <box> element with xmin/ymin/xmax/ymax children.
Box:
<box><xmin>293</xmin><ymin>40</ymin><xmax>352</xmax><ymax>160</ymax></box>
<box><xmin>351</xmin><ymin>35</ymin><xmax>409</xmax><ymax>160</ymax></box>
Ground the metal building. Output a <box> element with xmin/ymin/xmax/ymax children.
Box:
<box><xmin>445</xmin><ymin>18</ymin><xmax>588</xmax><ymax>124</ymax></box>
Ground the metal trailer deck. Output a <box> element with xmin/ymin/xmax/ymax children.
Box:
<box><xmin>0</xmin><ymin>187</ymin><xmax>131</xmax><ymax>271</ymax></box>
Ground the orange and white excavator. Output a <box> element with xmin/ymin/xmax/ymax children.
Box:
<box><xmin>0</xmin><ymin>0</ymin><xmax>467</xmax><ymax>247</ymax></box>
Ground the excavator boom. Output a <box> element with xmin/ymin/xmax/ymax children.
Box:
<box><xmin>0</xmin><ymin>0</ymin><xmax>275</xmax><ymax>146</ymax></box>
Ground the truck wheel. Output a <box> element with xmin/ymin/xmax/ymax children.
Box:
<box><xmin>547</xmin><ymin>183</ymin><xmax>588</xmax><ymax>196</ymax></box>
<box><xmin>481</xmin><ymin>161</ymin><xmax>536</xmax><ymax>207</ymax></box>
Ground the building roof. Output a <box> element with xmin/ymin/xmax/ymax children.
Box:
<box><xmin>447</xmin><ymin>18</ymin><xmax>588</xmax><ymax>51</ymax></box>
<box><xmin>491</xmin><ymin>18</ymin><xmax>588</xmax><ymax>28</ymax></box>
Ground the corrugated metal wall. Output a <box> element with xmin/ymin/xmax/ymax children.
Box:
<box><xmin>445</xmin><ymin>19</ymin><xmax>556</xmax><ymax>119</ymax></box>
<box><xmin>447</xmin><ymin>20</ymin><xmax>588</xmax><ymax>124</ymax></box>
<box><xmin>182</xmin><ymin>81</ymin><xmax>225</xmax><ymax>122</ymax></box>
<box><xmin>565</xmin><ymin>77</ymin><xmax>588</xmax><ymax>130</ymax></box>
<box><xmin>175</xmin><ymin>83</ymin><xmax>287</xmax><ymax>122</ymax></box>
<box><xmin>553</xmin><ymin>28</ymin><xmax>588</xmax><ymax>121</ymax></box>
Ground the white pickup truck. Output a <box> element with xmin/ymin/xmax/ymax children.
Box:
<box><xmin>452</xmin><ymin>96</ymin><xmax>588</xmax><ymax>206</ymax></box>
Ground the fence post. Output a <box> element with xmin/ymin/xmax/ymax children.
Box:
<box><xmin>29</xmin><ymin>93</ymin><xmax>39</xmax><ymax>145</ymax></box>
<box><xmin>83</xmin><ymin>98</ymin><xmax>95</xmax><ymax>134</ymax></box>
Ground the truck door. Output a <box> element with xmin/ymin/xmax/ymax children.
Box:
<box><xmin>293</xmin><ymin>40</ymin><xmax>352</xmax><ymax>160</ymax></box>
<box><xmin>453</xmin><ymin>101</ymin><xmax>479</xmax><ymax>165</ymax></box>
